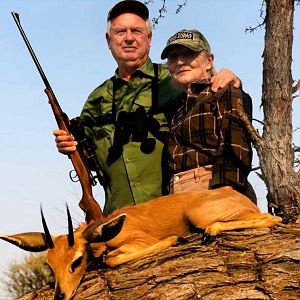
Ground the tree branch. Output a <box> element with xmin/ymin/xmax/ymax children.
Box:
<box><xmin>295</xmin><ymin>145</ymin><xmax>300</xmax><ymax>168</ymax></box>
<box><xmin>235</xmin><ymin>99</ymin><xmax>263</xmax><ymax>150</ymax></box>
<box><xmin>176</xmin><ymin>0</ymin><xmax>188</xmax><ymax>14</ymax></box>
<box><xmin>148</xmin><ymin>0</ymin><xmax>167</xmax><ymax>28</ymax></box>
<box><xmin>146</xmin><ymin>0</ymin><xmax>188</xmax><ymax>28</ymax></box>
<box><xmin>245</xmin><ymin>0</ymin><xmax>266</xmax><ymax>33</ymax></box>
<box><xmin>292</xmin><ymin>80</ymin><xmax>300</xmax><ymax>95</ymax></box>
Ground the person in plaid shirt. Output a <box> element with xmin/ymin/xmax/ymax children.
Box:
<box><xmin>161</xmin><ymin>29</ymin><xmax>256</xmax><ymax>203</ymax></box>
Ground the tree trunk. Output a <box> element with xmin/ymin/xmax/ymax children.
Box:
<box><xmin>18</xmin><ymin>224</ymin><xmax>300</xmax><ymax>300</ymax></box>
<box><xmin>257</xmin><ymin>0</ymin><xmax>300</xmax><ymax>222</ymax></box>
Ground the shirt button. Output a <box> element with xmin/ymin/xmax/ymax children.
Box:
<box><xmin>126</xmin><ymin>158</ymin><xmax>131</xmax><ymax>162</ymax></box>
<box><xmin>175</xmin><ymin>176</ymin><xmax>180</xmax><ymax>182</ymax></box>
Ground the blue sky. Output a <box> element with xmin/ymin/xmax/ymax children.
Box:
<box><xmin>0</xmin><ymin>0</ymin><xmax>299</xmax><ymax>297</ymax></box>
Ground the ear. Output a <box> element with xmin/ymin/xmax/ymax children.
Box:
<box><xmin>205</xmin><ymin>54</ymin><xmax>215</xmax><ymax>70</ymax></box>
<box><xmin>0</xmin><ymin>232</ymin><xmax>48</xmax><ymax>252</ymax></box>
<box><xmin>207</xmin><ymin>54</ymin><xmax>214</xmax><ymax>68</ymax></box>
<box><xmin>83</xmin><ymin>214</ymin><xmax>127</xmax><ymax>243</ymax></box>
<box><xmin>147</xmin><ymin>31</ymin><xmax>153</xmax><ymax>46</ymax></box>
<box><xmin>106</xmin><ymin>32</ymin><xmax>111</xmax><ymax>49</ymax></box>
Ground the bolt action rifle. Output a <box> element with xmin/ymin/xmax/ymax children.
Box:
<box><xmin>11</xmin><ymin>12</ymin><xmax>105</xmax><ymax>222</ymax></box>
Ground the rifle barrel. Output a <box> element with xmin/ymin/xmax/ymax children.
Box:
<box><xmin>11</xmin><ymin>11</ymin><xmax>63</xmax><ymax>116</ymax></box>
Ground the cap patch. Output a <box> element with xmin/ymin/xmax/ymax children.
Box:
<box><xmin>168</xmin><ymin>31</ymin><xmax>194</xmax><ymax>44</ymax></box>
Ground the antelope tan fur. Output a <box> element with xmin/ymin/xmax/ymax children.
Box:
<box><xmin>0</xmin><ymin>187</ymin><xmax>281</xmax><ymax>300</ymax></box>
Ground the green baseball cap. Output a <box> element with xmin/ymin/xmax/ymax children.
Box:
<box><xmin>161</xmin><ymin>29</ymin><xmax>211</xmax><ymax>59</ymax></box>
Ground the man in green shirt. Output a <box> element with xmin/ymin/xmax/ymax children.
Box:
<box><xmin>54</xmin><ymin>0</ymin><xmax>243</xmax><ymax>216</ymax></box>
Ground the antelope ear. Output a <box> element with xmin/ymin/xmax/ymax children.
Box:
<box><xmin>83</xmin><ymin>214</ymin><xmax>127</xmax><ymax>243</ymax></box>
<box><xmin>0</xmin><ymin>232</ymin><xmax>48</xmax><ymax>252</ymax></box>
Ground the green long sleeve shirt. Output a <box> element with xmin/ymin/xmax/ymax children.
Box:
<box><xmin>80</xmin><ymin>59</ymin><xmax>179</xmax><ymax>215</ymax></box>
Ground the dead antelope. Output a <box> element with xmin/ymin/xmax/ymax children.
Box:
<box><xmin>0</xmin><ymin>186</ymin><xmax>281</xmax><ymax>300</ymax></box>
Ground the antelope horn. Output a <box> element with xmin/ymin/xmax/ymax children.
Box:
<box><xmin>40</xmin><ymin>207</ymin><xmax>54</xmax><ymax>249</ymax></box>
<box><xmin>66</xmin><ymin>204</ymin><xmax>74</xmax><ymax>247</ymax></box>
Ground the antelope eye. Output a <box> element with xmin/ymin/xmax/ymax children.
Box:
<box><xmin>70</xmin><ymin>256</ymin><xmax>83</xmax><ymax>273</ymax></box>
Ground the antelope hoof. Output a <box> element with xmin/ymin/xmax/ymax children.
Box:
<box><xmin>202</xmin><ymin>233</ymin><xmax>216</xmax><ymax>245</ymax></box>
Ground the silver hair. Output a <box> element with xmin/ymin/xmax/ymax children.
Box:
<box><xmin>106</xmin><ymin>18</ymin><xmax>153</xmax><ymax>37</ymax></box>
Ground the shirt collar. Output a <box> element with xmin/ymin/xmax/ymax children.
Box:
<box><xmin>114</xmin><ymin>58</ymin><xmax>156</xmax><ymax>81</ymax></box>
<box><xmin>188</xmin><ymin>78</ymin><xmax>211</xmax><ymax>94</ymax></box>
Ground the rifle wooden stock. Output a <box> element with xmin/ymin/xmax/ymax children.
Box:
<box><xmin>44</xmin><ymin>89</ymin><xmax>103</xmax><ymax>222</ymax></box>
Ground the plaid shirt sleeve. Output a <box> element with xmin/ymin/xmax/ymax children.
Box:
<box><xmin>210</xmin><ymin>84</ymin><xmax>252</xmax><ymax>191</ymax></box>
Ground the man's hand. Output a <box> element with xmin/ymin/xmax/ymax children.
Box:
<box><xmin>210</xmin><ymin>68</ymin><xmax>241</xmax><ymax>92</ymax></box>
<box><xmin>53</xmin><ymin>129</ymin><xmax>77</xmax><ymax>154</ymax></box>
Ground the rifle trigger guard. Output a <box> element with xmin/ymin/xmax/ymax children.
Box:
<box><xmin>69</xmin><ymin>170</ymin><xmax>79</xmax><ymax>183</ymax></box>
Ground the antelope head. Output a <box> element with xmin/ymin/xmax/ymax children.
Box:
<box><xmin>0</xmin><ymin>206</ymin><xmax>126</xmax><ymax>300</ymax></box>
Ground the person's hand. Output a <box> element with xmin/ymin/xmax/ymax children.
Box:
<box><xmin>53</xmin><ymin>129</ymin><xmax>77</xmax><ymax>154</ymax></box>
<box><xmin>210</xmin><ymin>68</ymin><xmax>241</xmax><ymax>92</ymax></box>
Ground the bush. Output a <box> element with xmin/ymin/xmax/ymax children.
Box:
<box><xmin>2</xmin><ymin>253</ymin><xmax>53</xmax><ymax>298</ymax></box>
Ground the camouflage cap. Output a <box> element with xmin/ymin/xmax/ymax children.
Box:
<box><xmin>161</xmin><ymin>29</ymin><xmax>211</xmax><ymax>59</ymax></box>
<box><xmin>107</xmin><ymin>0</ymin><xmax>149</xmax><ymax>22</ymax></box>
